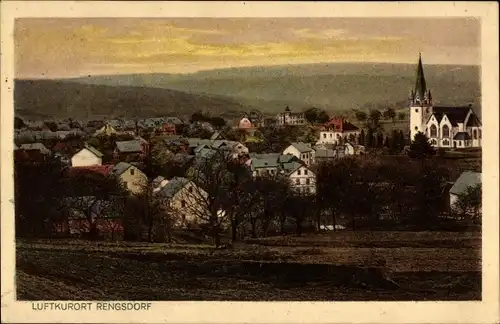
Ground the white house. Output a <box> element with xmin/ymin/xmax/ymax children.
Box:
<box><xmin>449</xmin><ymin>171</ymin><xmax>481</xmax><ymax>212</ymax></box>
<box><xmin>317</xmin><ymin>118</ymin><xmax>360</xmax><ymax>145</ymax></box>
<box><xmin>71</xmin><ymin>145</ymin><xmax>103</xmax><ymax>167</ymax></box>
<box><xmin>283</xmin><ymin>142</ymin><xmax>315</xmax><ymax>166</ymax></box>
<box><xmin>409</xmin><ymin>54</ymin><xmax>482</xmax><ymax>149</ymax></box>
<box><xmin>109</xmin><ymin>162</ymin><xmax>148</xmax><ymax>194</ymax></box>
<box><xmin>155</xmin><ymin>177</ymin><xmax>226</xmax><ymax>228</ymax></box>
<box><xmin>282</xmin><ymin>161</ymin><xmax>316</xmax><ymax>195</ymax></box>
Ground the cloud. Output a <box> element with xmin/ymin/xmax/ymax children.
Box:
<box><xmin>292</xmin><ymin>28</ymin><xmax>349</xmax><ymax>39</ymax></box>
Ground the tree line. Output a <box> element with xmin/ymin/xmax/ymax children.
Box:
<box><xmin>15</xmin><ymin>133</ymin><xmax>481</xmax><ymax>244</ymax></box>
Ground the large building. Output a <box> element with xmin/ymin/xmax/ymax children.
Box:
<box><xmin>409</xmin><ymin>54</ymin><xmax>482</xmax><ymax>149</ymax></box>
<box><xmin>276</xmin><ymin>106</ymin><xmax>306</xmax><ymax>126</ymax></box>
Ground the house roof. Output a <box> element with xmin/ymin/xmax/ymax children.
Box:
<box><xmin>83</xmin><ymin>144</ymin><xmax>104</xmax><ymax>157</ymax></box>
<box><xmin>110</xmin><ymin>162</ymin><xmax>133</xmax><ymax>177</ymax></box>
<box><xmin>278</xmin><ymin>154</ymin><xmax>297</xmax><ymax>163</ymax></box>
<box><xmin>164</xmin><ymin>117</ymin><xmax>184</xmax><ymax>125</ymax></box>
<box><xmin>251</xmin><ymin>157</ymin><xmax>279</xmax><ymax>170</ymax></box>
<box><xmin>210</xmin><ymin>131</ymin><xmax>222</xmax><ymax>141</ymax></box>
<box><xmin>116</xmin><ymin>140</ymin><xmax>143</xmax><ymax>153</ymax></box>
<box><xmin>449</xmin><ymin>171</ymin><xmax>481</xmax><ymax>195</ymax></box>
<box><xmin>19</xmin><ymin>143</ymin><xmax>50</xmax><ymax>154</ymax></box>
<box><xmin>453</xmin><ymin>132</ymin><xmax>471</xmax><ymax>140</ymax></box>
<box><xmin>289</xmin><ymin>142</ymin><xmax>313</xmax><ymax>153</ymax></box>
<box><xmin>433</xmin><ymin>106</ymin><xmax>471</xmax><ymax>126</ymax></box>
<box><xmin>157</xmin><ymin>177</ymin><xmax>190</xmax><ymax>198</ymax></box>
<box><xmin>315</xmin><ymin>149</ymin><xmax>336</xmax><ymax>158</ymax></box>
<box><xmin>67</xmin><ymin>165</ymin><xmax>114</xmax><ymax>177</ymax></box>
<box><xmin>282</xmin><ymin>161</ymin><xmax>304</xmax><ymax>175</ymax></box>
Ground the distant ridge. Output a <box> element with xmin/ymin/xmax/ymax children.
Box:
<box><xmin>14</xmin><ymin>79</ymin><xmax>251</xmax><ymax>121</ymax></box>
<box><xmin>65</xmin><ymin>62</ymin><xmax>481</xmax><ymax>115</ymax></box>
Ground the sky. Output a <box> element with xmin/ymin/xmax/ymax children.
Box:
<box><xmin>15</xmin><ymin>18</ymin><xmax>480</xmax><ymax>79</ymax></box>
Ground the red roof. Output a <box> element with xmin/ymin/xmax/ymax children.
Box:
<box><xmin>66</xmin><ymin>165</ymin><xmax>114</xmax><ymax>177</ymax></box>
<box><xmin>324</xmin><ymin>118</ymin><xmax>359</xmax><ymax>132</ymax></box>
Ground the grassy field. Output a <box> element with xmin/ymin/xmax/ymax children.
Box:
<box><xmin>16</xmin><ymin>231</ymin><xmax>481</xmax><ymax>301</ymax></box>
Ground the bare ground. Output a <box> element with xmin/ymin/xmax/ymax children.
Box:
<box><xmin>15</xmin><ymin>231</ymin><xmax>481</xmax><ymax>301</ymax></box>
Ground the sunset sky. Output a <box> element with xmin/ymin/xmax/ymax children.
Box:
<box><xmin>15</xmin><ymin>18</ymin><xmax>480</xmax><ymax>79</ymax></box>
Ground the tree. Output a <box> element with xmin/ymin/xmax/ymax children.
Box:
<box><xmin>15</xmin><ymin>155</ymin><xmax>66</xmax><ymax>238</ymax></box>
<box><xmin>210</xmin><ymin>117</ymin><xmax>227</xmax><ymax>130</ymax></box>
<box><xmin>254</xmin><ymin>176</ymin><xmax>291</xmax><ymax>236</ymax></box>
<box><xmin>14</xmin><ymin>116</ymin><xmax>26</xmax><ymax>129</ymax></box>
<box><xmin>383</xmin><ymin>108</ymin><xmax>396</xmax><ymax>123</ymax></box>
<box><xmin>190</xmin><ymin>111</ymin><xmax>208</xmax><ymax>123</ymax></box>
<box><xmin>304</xmin><ymin>107</ymin><xmax>330</xmax><ymax>124</ymax></box>
<box><xmin>353</xmin><ymin>110</ymin><xmax>367</xmax><ymax>123</ymax></box>
<box><xmin>359</xmin><ymin>129</ymin><xmax>366</xmax><ymax>146</ymax></box>
<box><xmin>184</xmin><ymin>150</ymin><xmax>240</xmax><ymax>247</ymax></box>
<box><xmin>368</xmin><ymin>109</ymin><xmax>382</xmax><ymax>129</ymax></box>
<box><xmin>397</xmin><ymin>112</ymin><xmax>406</xmax><ymax>121</ymax></box>
<box><xmin>61</xmin><ymin>170</ymin><xmax>128</xmax><ymax>240</ymax></box>
<box><xmin>407</xmin><ymin>132</ymin><xmax>436</xmax><ymax>165</ymax></box>
<box><xmin>366</xmin><ymin>128</ymin><xmax>374</xmax><ymax>148</ymax></box>
<box><xmin>453</xmin><ymin>184</ymin><xmax>482</xmax><ymax>221</ymax></box>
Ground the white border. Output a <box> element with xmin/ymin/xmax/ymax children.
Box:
<box><xmin>1</xmin><ymin>2</ymin><xmax>499</xmax><ymax>323</ymax></box>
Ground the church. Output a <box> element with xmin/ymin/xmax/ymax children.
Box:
<box><xmin>409</xmin><ymin>54</ymin><xmax>482</xmax><ymax>149</ymax></box>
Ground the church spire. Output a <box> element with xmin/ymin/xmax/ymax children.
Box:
<box><xmin>414</xmin><ymin>53</ymin><xmax>427</xmax><ymax>100</ymax></box>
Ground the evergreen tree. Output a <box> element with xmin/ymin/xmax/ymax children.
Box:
<box><xmin>366</xmin><ymin>128</ymin><xmax>374</xmax><ymax>148</ymax></box>
<box><xmin>407</xmin><ymin>132</ymin><xmax>435</xmax><ymax>165</ymax></box>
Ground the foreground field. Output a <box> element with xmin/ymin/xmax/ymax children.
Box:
<box><xmin>16</xmin><ymin>231</ymin><xmax>481</xmax><ymax>301</ymax></box>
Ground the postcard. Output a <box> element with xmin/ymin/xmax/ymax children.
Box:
<box><xmin>1</xmin><ymin>1</ymin><xmax>499</xmax><ymax>323</ymax></box>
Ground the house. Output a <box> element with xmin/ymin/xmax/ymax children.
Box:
<box><xmin>249</xmin><ymin>154</ymin><xmax>281</xmax><ymax>178</ymax></box>
<box><xmin>283</xmin><ymin>142</ymin><xmax>315</xmax><ymax>166</ymax></box>
<box><xmin>154</xmin><ymin>177</ymin><xmax>221</xmax><ymax>228</ymax></box>
<box><xmin>238</xmin><ymin>117</ymin><xmax>253</xmax><ymax>130</ymax></box>
<box><xmin>276</xmin><ymin>106</ymin><xmax>306</xmax><ymax>126</ymax></box>
<box><xmin>187</xmin><ymin>138</ymin><xmax>248</xmax><ymax>158</ymax></box>
<box><xmin>449</xmin><ymin>171</ymin><xmax>481</xmax><ymax>213</ymax></box>
<box><xmin>282</xmin><ymin>161</ymin><xmax>316</xmax><ymax>195</ymax></box>
<box><xmin>94</xmin><ymin>123</ymin><xmax>118</xmax><ymax>136</ymax></box>
<box><xmin>109</xmin><ymin>162</ymin><xmax>148</xmax><ymax>194</ymax></box>
<box><xmin>18</xmin><ymin>143</ymin><xmax>51</xmax><ymax>155</ymax></box>
<box><xmin>344</xmin><ymin>143</ymin><xmax>365</xmax><ymax>156</ymax></box>
<box><xmin>66</xmin><ymin>164</ymin><xmax>115</xmax><ymax>178</ymax></box>
<box><xmin>317</xmin><ymin>118</ymin><xmax>360</xmax><ymax>145</ymax></box>
<box><xmin>114</xmin><ymin>138</ymin><xmax>148</xmax><ymax>162</ymax></box>
<box><xmin>55</xmin><ymin>196</ymin><xmax>124</xmax><ymax>239</ymax></box>
<box><xmin>71</xmin><ymin>144</ymin><xmax>103</xmax><ymax>167</ymax></box>
<box><xmin>409</xmin><ymin>54</ymin><xmax>482</xmax><ymax>148</ymax></box>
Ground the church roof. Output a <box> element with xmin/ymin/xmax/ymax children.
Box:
<box><xmin>414</xmin><ymin>53</ymin><xmax>427</xmax><ymax>99</ymax></box>
<box><xmin>466</xmin><ymin>113</ymin><xmax>482</xmax><ymax>127</ymax></box>
<box><xmin>432</xmin><ymin>106</ymin><xmax>471</xmax><ymax>126</ymax></box>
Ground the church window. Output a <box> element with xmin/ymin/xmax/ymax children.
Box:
<box><xmin>415</xmin><ymin>108</ymin><xmax>419</xmax><ymax>113</ymax></box>
<box><xmin>473</xmin><ymin>129</ymin><xmax>478</xmax><ymax>139</ymax></box>
<box><xmin>430</xmin><ymin>125</ymin><xmax>437</xmax><ymax>138</ymax></box>
<box><xmin>442</xmin><ymin>125</ymin><xmax>450</xmax><ymax>138</ymax></box>
<box><xmin>414</xmin><ymin>126</ymin><xmax>418</xmax><ymax>131</ymax></box>
<box><xmin>323</xmin><ymin>133</ymin><xmax>326</xmax><ymax>138</ymax></box>
<box><xmin>479</xmin><ymin>129</ymin><xmax>482</xmax><ymax>138</ymax></box>
<box><xmin>430</xmin><ymin>139</ymin><xmax>437</xmax><ymax>145</ymax></box>
<box><xmin>426</xmin><ymin>108</ymin><xmax>429</xmax><ymax>114</ymax></box>
<box><xmin>443</xmin><ymin>139</ymin><xmax>450</xmax><ymax>146</ymax></box>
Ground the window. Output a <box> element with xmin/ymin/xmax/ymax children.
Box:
<box><xmin>458</xmin><ymin>142</ymin><xmax>462</xmax><ymax>147</ymax></box>
<box><xmin>304</xmin><ymin>169</ymin><xmax>308</xmax><ymax>175</ymax></box>
<box><xmin>442</xmin><ymin>125</ymin><xmax>450</xmax><ymax>138</ymax></box>
<box><xmin>130</xmin><ymin>168</ymin><xmax>134</xmax><ymax>175</ymax></box>
<box><xmin>297</xmin><ymin>169</ymin><xmax>301</xmax><ymax>175</ymax></box>
<box><xmin>306</xmin><ymin>178</ymin><xmax>310</xmax><ymax>185</ymax></box>
<box><xmin>123</xmin><ymin>181</ymin><xmax>128</xmax><ymax>187</ymax></box>
<box><xmin>473</xmin><ymin>129</ymin><xmax>478</xmax><ymax>139</ymax></box>
<box><xmin>430</xmin><ymin>139</ymin><xmax>437</xmax><ymax>145</ymax></box>
<box><xmin>430</xmin><ymin>124</ymin><xmax>437</xmax><ymax>138</ymax></box>
<box><xmin>414</xmin><ymin>126</ymin><xmax>418</xmax><ymax>131</ymax></box>
<box><xmin>181</xmin><ymin>200</ymin><xmax>186</xmax><ymax>208</ymax></box>
<box><xmin>295</xmin><ymin>179</ymin><xmax>300</xmax><ymax>185</ymax></box>
<box><xmin>329</xmin><ymin>133</ymin><xmax>333</xmax><ymax>138</ymax></box>
<box><xmin>443</xmin><ymin>139</ymin><xmax>450</xmax><ymax>146</ymax></box>
<box><xmin>188</xmin><ymin>186</ymin><xmax>193</xmax><ymax>193</ymax></box>
<box><xmin>479</xmin><ymin>129</ymin><xmax>482</xmax><ymax>139</ymax></box>
<box><xmin>415</xmin><ymin>108</ymin><xmax>419</xmax><ymax>113</ymax></box>
<box><xmin>323</xmin><ymin>133</ymin><xmax>326</xmax><ymax>138</ymax></box>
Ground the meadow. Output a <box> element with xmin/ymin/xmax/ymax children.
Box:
<box><xmin>16</xmin><ymin>230</ymin><xmax>481</xmax><ymax>301</ymax></box>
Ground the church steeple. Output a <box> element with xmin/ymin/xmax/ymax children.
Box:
<box><xmin>414</xmin><ymin>53</ymin><xmax>427</xmax><ymax>100</ymax></box>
